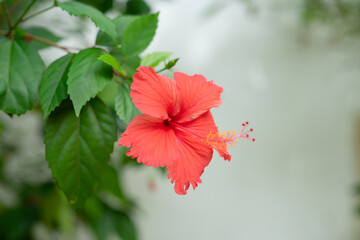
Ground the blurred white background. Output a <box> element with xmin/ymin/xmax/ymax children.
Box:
<box><xmin>120</xmin><ymin>0</ymin><xmax>360</xmax><ymax>240</ymax></box>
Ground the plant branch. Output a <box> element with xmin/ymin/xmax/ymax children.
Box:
<box><xmin>1</xmin><ymin>2</ymin><xmax>12</xmax><ymax>30</ymax></box>
<box><xmin>21</xmin><ymin>4</ymin><xmax>54</xmax><ymax>22</ymax></box>
<box><xmin>12</xmin><ymin>0</ymin><xmax>36</xmax><ymax>30</ymax></box>
<box><xmin>0</xmin><ymin>29</ymin><xmax>8</xmax><ymax>35</ymax></box>
<box><xmin>113</xmin><ymin>70</ymin><xmax>131</xmax><ymax>85</ymax></box>
<box><xmin>113</xmin><ymin>77</ymin><xmax>123</xmax><ymax>85</ymax></box>
<box><xmin>30</xmin><ymin>34</ymin><xmax>72</xmax><ymax>53</ymax></box>
<box><xmin>0</xmin><ymin>30</ymin><xmax>73</xmax><ymax>53</ymax></box>
<box><xmin>0</xmin><ymin>0</ymin><xmax>22</xmax><ymax>27</ymax></box>
<box><xmin>9</xmin><ymin>0</ymin><xmax>22</xmax><ymax>13</ymax></box>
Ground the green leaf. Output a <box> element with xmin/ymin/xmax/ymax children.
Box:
<box><xmin>111</xmin><ymin>48</ymin><xmax>140</xmax><ymax>77</ymax></box>
<box><xmin>25</xmin><ymin>26</ymin><xmax>62</xmax><ymax>50</ymax></box>
<box><xmin>111</xmin><ymin>210</ymin><xmax>137</xmax><ymax>240</ymax></box>
<box><xmin>119</xmin><ymin>146</ymin><xmax>138</xmax><ymax>166</ymax></box>
<box><xmin>83</xmin><ymin>196</ymin><xmax>103</xmax><ymax>224</ymax></box>
<box><xmin>99</xmin><ymin>54</ymin><xmax>126</xmax><ymax>76</ymax></box>
<box><xmin>0</xmin><ymin>206</ymin><xmax>39</xmax><ymax>239</ymax></box>
<box><xmin>96</xmin><ymin>15</ymin><xmax>138</xmax><ymax>47</ymax></box>
<box><xmin>126</xmin><ymin>0</ymin><xmax>150</xmax><ymax>15</ymax></box>
<box><xmin>115</xmin><ymin>83</ymin><xmax>141</xmax><ymax>124</ymax></box>
<box><xmin>100</xmin><ymin>166</ymin><xmax>124</xmax><ymax>199</ymax></box>
<box><xmin>75</xmin><ymin>0</ymin><xmax>113</xmax><ymax>13</ymax></box>
<box><xmin>0</xmin><ymin>37</ymin><xmax>44</xmax><ymax>115</ymax></box>
<box><xmin>140</xmin><ymin>51</ymin><xmax>171</xmax><ymax>67</ymax></box>
<box><xmin>84</xmin><ymin>197</ymin><xmax>137</xmax><ymax>240</ymax></box>
<box><xmin>121</xmin><ymin>13</ymin><xmax>158</xmax><ymax>57</ymax></box>
<box><xmin>41</xmin><ymin>188</ymin><xmax>75</xmax><ymax>234</ymax></box>
<box><xmin>40</xmin><ymin>53</ymin><xmax>73</xmax><ymax>118</ymax></box>
<box><xmin>97</xmin><ymin>81</ymin><xmax>118</xmax><ymax>107</ymax></box>
<box><xmin>56</xmin><ymin>1</ymin><xmax>117</xmax><ymax>44</ymax></box>
<box><xmin>67</xmin><ymin>48</ymin><xmax>113</xmax><ymax>116</ymax></box>
<box><xmin>45</xmin><ymin>98</ymin><xmax>117</xmax><ymax>209</ymax></box>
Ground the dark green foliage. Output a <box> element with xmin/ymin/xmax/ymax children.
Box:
<box><xmin>99</xmin><ymin>53</ymin><xmax>126</xmax><ymax>76</ymax></box>
<box><xmin>0</xmin><ymin>182</ymin><xmax>54</xmax><ymax>240</ymax></box>
<box><xmin>0</xmin><ymin>207</ymin><xmax>38</xmax><ymax>240</ymax></box>
<box><xmin>0</xmin><ymin>1</ymin><xmax>176</xmax><ymax>238</ymax></box>
<box><xmin>115</xmin><ymin>82</ymin><xmax>141</xmax><ymax>124</ymax></box>
<box><xmin>100</xmin><ymin>166</ymin><xmax>125</xmax><ymax>200</ymax></box>
<box><xmin>0</xmin><ymin>37</ymin><xmax>44</xmax><ymax>115</ymax></box>
<box><xmin>96</xmin><ymin>15</ymin><xmax>139</xmax><ymax>47</ymax></box>
<box><xmin>126</xmin><ymin>0</ymin><xmax>150</xmax><ymax>15</ymax></box>
<box><xmin>0</xmin><ymin>194</ymin><xmax>40</xmax><ymax>240</ymax></box>
<box><xmin>111</xmin><ymin>47</ymin><xmax>141</xmax><ymax>77</ymax></box>
<box><xmin>45</xmin><ymin>98</ymin><xmax>117</xmax><ymax>209</ymax></box>
<box><xmin>100</xmin><ymin>165</ymin><xmax>135</xmax><ymax>209</ymax></box>
<box><xmin>67</xmin><ymin>48</ymin><xmax>113</xmax><ymax>116</ymax></box>
<box><xmin>56</xmin><ymin>1</ymin><xmax>117</xmax><ymax>43</ymax></box>
<box><xmin>40</xmin><ymin>53</ymin><xmax>73</xmax><ymax>118</ymax></box>
<box><xmin>0</xmin><ymin>0</ymin><xmax>36</xmax><ymax>29</ymax></box>
<box><xmin>84</xmin><ymin>196</ymin><xmax>137</xmax><ymax>240</ymax></box>
<box><xmin>75</xmin><ymin>0</ymin><xmax>113</xmax><ymax>13</ymax></box>
<box><xmin>121</xmin><ymin>13</ymin><xmax>158</xmax><ymax>57</ymax></box>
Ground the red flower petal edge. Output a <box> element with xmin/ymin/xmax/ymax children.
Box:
<box><xmin>118</xmin><ymin>66</ymin><xmax>254</xmax><ymax>195</ymax></box>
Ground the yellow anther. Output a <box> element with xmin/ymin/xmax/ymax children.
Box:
<box><xmin>202</xmin><ymin>130</ymin><xmax>238</xmax><ymax>150</ymax></box>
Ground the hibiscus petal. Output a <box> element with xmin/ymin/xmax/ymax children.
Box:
<box><xmin>179</xmin><ymin>111</ymin><xmax>231</xmax><ymax>161</ymax></box>
<box><xmin>167</xmin><ymin>111</ymin><xmax>230</xmax><ymax>195</ymax></box>
<box><xmin>131</xmin><ymin>66</ymin><xmax>179</xmax><ymax>120</ymax></box>
<box><xmin>166</xmin><ymin>131</ymin><xmax>213</xmax><ymax>195</ymax></box>
<box><xmin>118</xmin><ymin>114</ymin><xmax>178</xmax><ymax>167</ymax></box>
<box><xmin>173</xmin><ymin>72</ymin><xmax>223</xmax><ymax>122</ymax></box>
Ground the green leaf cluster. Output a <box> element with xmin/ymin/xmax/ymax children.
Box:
<box><xmin>0</xmin><ymin>0</ymin><xmax>178</xmax><ymax>204</ymax></box>
<box><xmin>0</xmin><ymin>0</ymin><xmax>179</xmax><ymax>238</ymax></box>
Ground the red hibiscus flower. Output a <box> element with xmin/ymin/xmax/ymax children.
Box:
<box><xmin>119</xmin><ymin>66</ymin><xmax>254</xmax><ymax>195</ymax></box>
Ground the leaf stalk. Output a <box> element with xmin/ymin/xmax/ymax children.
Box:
<box><xmin>21</xmin><ymin>4</ymin><xmax>54</xmax><ymax>22</ymax></box>
<box><xmin>12</xmin><ymin>0</ymin><xmax>36</xmax><ymax>30</ymax></box>
<box><xmin>1</xmin><ymin>2</ymin><xmax>12</xmax><ymax>33</ymax></box>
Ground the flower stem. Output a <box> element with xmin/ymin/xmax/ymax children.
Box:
<box><xmin>21</xmin><ymin>4</ymin><xmax>54</xmax><ymax>22</ymax></box>
<box><xmin>157</xmin><ymin>67</ymin><xmax>166</xmax><ymax>73</ymax></box>
<box><xmin>12</xmin><ymin>0</ymin><xmax>36</xmax><ymax>30</ymax></box>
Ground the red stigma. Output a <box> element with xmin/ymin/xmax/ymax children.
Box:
<box><xmin>239</xmin><ymin>122</ymin><xmax>255</xmax><ymax>142</ymax></box>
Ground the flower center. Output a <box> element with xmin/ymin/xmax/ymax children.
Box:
<box><xmin>163</xmin><ymin>118</ymin><xmax>172</xmax><ymax>126</ymax></box>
